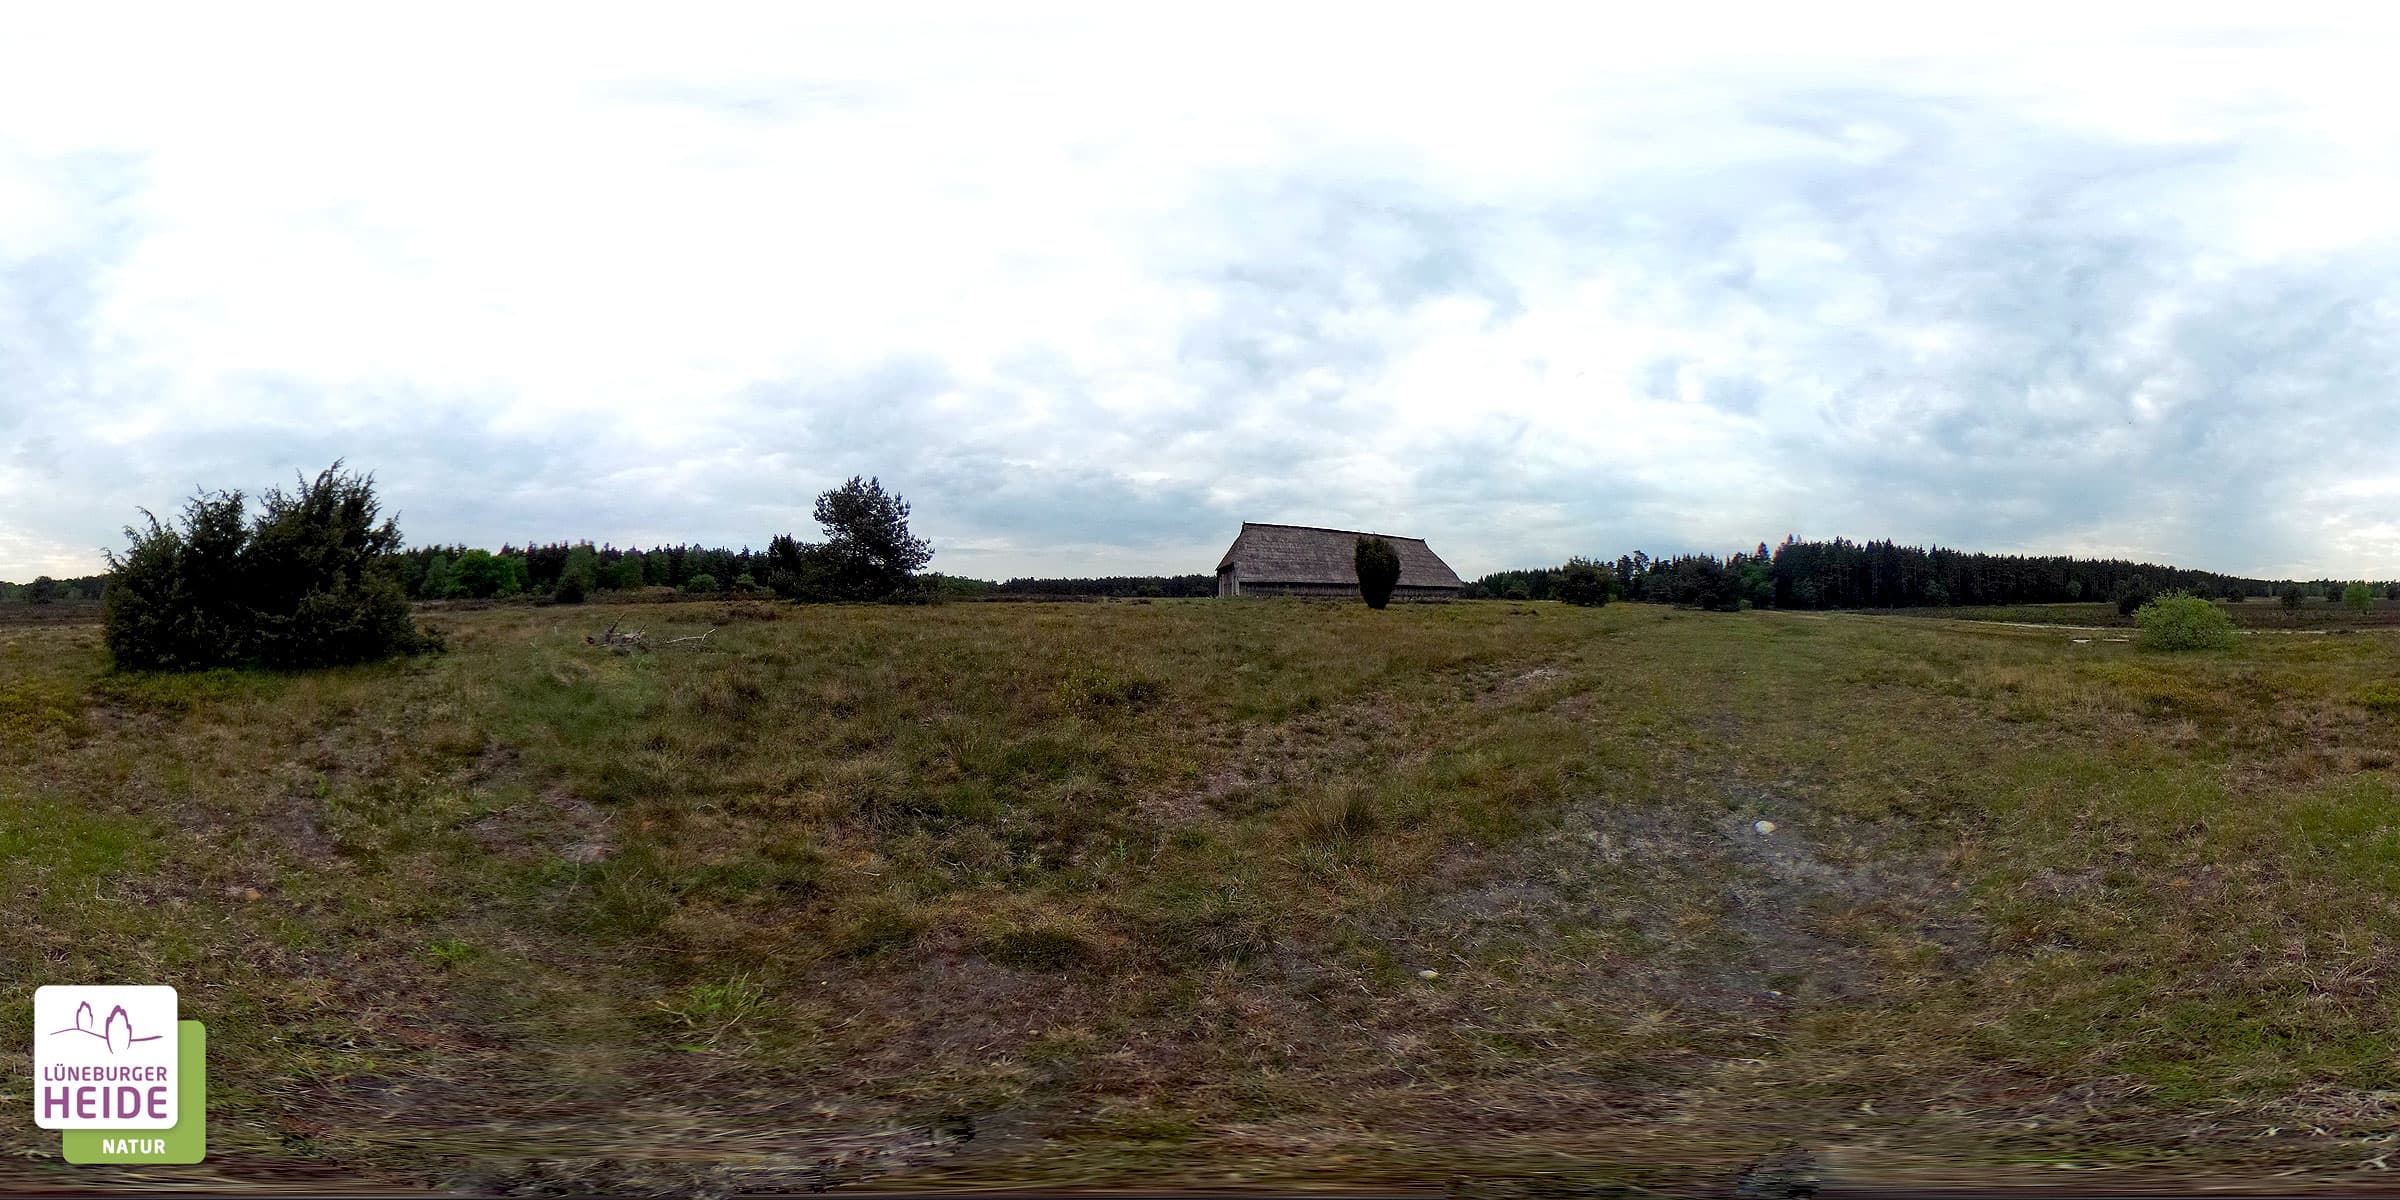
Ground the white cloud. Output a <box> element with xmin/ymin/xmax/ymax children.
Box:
<box><xmin>6</xmin><ymin>4</ymin><xmax>2400</xmax><ymax>581</ymax></box>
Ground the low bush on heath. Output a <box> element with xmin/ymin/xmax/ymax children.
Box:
<box><xmin>2136</xmin><ymin>591</ymin><xmax>2237</xmax><ymax>651</ymax></box>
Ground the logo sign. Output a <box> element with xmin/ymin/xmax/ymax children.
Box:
<box><xmin>59</xmin><ymin>1021</ymin><xmax>206</xmax><ymax>1165</ymax></box>
<box><xmin>34</xmin><ymin>986</ymin><xmax>179</xmax><ymax>1130</ymax></box>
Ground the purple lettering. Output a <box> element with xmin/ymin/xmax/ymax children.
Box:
<box><xmin>147</xmin><ymin>1085</ymin><xmax>169</xmax><ymax>1119</ymax></box>
<box><xmin>42</xmin><ymin>1086</ymin><xmax>69</xmax><ymax>1118</ymax></box>
<box><xmin>117</xmin><ymin>1085</ymin><xmax>142</xmax><ymax>1116</ymax></box>
<box><xmin>75</xmin><ymin>1087</ymin><xmax>95</xmax><ymax>1119</ymax></box>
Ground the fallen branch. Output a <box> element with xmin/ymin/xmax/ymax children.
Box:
<box><xmin>586</xmin><ymin>621</ymin><xmax>649</xmax><ymax>651</ymax></box>
<box><xmin>663</xmin><ymin>628</ymin><xmax>716</xmax><ymax>646</ymax></box>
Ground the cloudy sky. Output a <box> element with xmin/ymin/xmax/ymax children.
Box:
<box><xmin>5</xmin><ymin>4</ymin><xmax>2399</xmax><ymax>583</ymax></box>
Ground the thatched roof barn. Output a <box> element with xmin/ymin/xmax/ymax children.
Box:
<box><xmin>1214</xmin><ymin>522</ymin><xmax>1465</xmax><ymax>600</ymax></box>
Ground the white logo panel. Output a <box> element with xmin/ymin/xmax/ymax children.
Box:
<box><xmin>33</xmin><ymin>986</ymin><xmax>179</xmax><ymax>1130</ymax></box>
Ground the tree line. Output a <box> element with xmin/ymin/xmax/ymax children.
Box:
<box><xmin>35</xmin><ymin>457</ymin><xmax>2400</xmax><ymax>675</ymax></box>
<box><xmin>91</xmin><ymin>465</ymin><xmax>939</xmax><ymax>670</ymax></box>
<box><xmin>380</xmin><ymin>476</ymin><xmax>937</xmax><ymax>605</ymax></box>
<box><xmin>1470</xmin><ymin>537</ymin><xmax>2394</xmax><ymax>612</ymax></box>
<box><xmin>0</xmin><ymin>573</ymin><xmax>110</xmax><ymax>604</ymax></box>
<box><xmin>394</xmin><ymin>542</ymin><xmax>765</xmax><ymax>602</ymax></box>
<box><xmin>989</xmin><ymin>575</ymin><xmax>1216</xmax><ymax>598</ymax></box>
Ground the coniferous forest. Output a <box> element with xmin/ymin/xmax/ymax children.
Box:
<box><xmin>5</xmin><ymin>509</ymin><xmax>2383</xmax><ymax>617</ymax></box>
<box><xmin>1467</xmin><ymin>537</ymin><xmax>2382</xmax><ymax>611</ymax></box>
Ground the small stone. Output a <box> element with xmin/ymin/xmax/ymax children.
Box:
<box><xmin>1417</xmin><ymin>969</ymin><xmax>1440</xmax><ymax>980</ymax></box>
<box><xmin>1753</xmin><ymin>820</ymin><xmax>1776</xmax><ymax>835</ymax></box>
<box><xmin>240</xmin><ymin>887</ymin><xmax>262</xmax><ymax>902</ymax></box>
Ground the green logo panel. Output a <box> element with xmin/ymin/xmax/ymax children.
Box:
<box><xmin>61</xmin><ymin>1020</ymin><xmax>204</xmax><ymax>1164</ymax></box>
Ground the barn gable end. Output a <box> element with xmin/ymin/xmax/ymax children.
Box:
<box><xmin>1214</xmin><ymin>522</ymin><xmax>1464</xmax><ymax>600</ymax></box>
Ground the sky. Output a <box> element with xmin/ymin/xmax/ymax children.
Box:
<box><xmin>5</xmin><ymin>3</ymin><xmax>2400</xmax><ymax>584</ymax></box>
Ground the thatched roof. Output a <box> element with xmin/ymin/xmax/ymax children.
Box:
<box><xmin>1216</xmin><ymin>522</ymin><xmax>1465</xmax><ymax>589</ymax></box>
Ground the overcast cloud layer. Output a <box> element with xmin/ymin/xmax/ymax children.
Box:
<box><xmin>6</xmin><ymin>4</ymin><xmax>2400</xmax><ymax>582</ymax></box>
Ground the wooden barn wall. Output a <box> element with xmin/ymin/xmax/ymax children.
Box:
<box><xmin>1233</xmin><ymin>582</ymin><xmax>1458</xmax><ymax>602</ymax></box>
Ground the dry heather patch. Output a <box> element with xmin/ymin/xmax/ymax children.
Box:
<box><xmin>14</xmin><ymin>602</ymin><xmax>2400</xmax><ymax>1192</ymax></box>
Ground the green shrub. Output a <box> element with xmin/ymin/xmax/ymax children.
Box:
<box><xmin>103</xmin><ymin>490</ymin><xmax>251</xmax><ymax>670</ymax></box>
<box><xmin>551</xmin><ymin>572</ymin><xmax>589</xmax><ymax>604</ymax></box>
<box><xmin>2135</xmin><ymin>591</ymin><xmax>2236</xmax><ymax>651</ymax></box>
<box><xmin>0</xmin><ymin>676</ymin><xmax>83</xmax><ymax>735</ymax></box>
<box><xmin>2345</xmin><ymin>582</ymin><xmax>2375</xmax><ymax>615</ymax></box>
<box><xmin>1354</xmin><ymin>536</ymin><xmax>1400</xmax><ymax>609</ymax></box>
<box><xmin>603</xmin><ymin>552</ymin><xmax>646</xmax><ymax>592</ymax></box>
<box><xmin>1555</xmin><ymin>557</ymin><xmax>1611</xmax><ymax>607</ymax></box>
<box><xmin>417</xmin><ymin>552</ymin><xmax>458</xmax><ymax>599</ymax></box>
<box><xmin>450</xmin><ymin>548</ymin><xmax>523</xmax><ymax>599</ymax></box>
<box><xmin>2281</xmin><ymin>585</ymin><xmax>2305</xmax><ymax>611</ymax></box>
<box><xmin>562</xmin><ymin>545</ymin><xmax>600</xmax><ymax>594</ymax></box>
<box><xmin>684</xmin><ymin>574</ymin><xmax>719</xmax><ymax>595</ymax></box>
<box><xmin>103</xmin><ymin>463</ymin><xmax>439</xmax><ymax>671</ymax></box>
<box><xmin>2356</xmin><ymin>682</ymin><xmax>2400</xmax><ymax>714</ymax></box>
<box><xmin>762</xmin><ymin>534</ymin><xmax>829</xmax><ymax>601</ymax></box>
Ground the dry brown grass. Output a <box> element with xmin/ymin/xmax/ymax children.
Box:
<box><xmin>8</xmin><ymin>599</ymin><xmax>2400</xmax><ymax>1193</ymax></box>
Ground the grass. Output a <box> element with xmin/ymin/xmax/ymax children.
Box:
<box><xmin>7</xmin><ymin>598</ymin><xmax>2400</xmax><ymax>1192</ymax></box>
<box><xmin>1878</xmin><ymin>595</ymin><xmax>2400</xmax><ymax>629</ymax></box>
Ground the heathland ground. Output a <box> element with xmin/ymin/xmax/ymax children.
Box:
<box><xmin>9</xmin><ymin>597</ymin><xmax>2400</xmax><ymax>1193</ymax></box>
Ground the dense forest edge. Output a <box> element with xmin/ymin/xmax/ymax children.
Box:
<box><xmin>10</xmin><ymin>535</ymin><xmax>2390</xmax><ymax>612</ymax></box>
<box><xmin>1470</xmin><ymin>539</ymin><xmax>2397</xmax><ymax>611</ymax></box>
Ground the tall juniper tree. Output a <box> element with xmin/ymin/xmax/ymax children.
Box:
<box><xmin>1354</xmin><ymin>536</ymin><xmax>1401</xmax><ymax>609</ymax></box>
